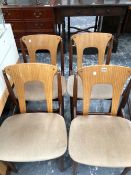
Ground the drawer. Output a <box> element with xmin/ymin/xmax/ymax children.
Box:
<box><xmin>5</xmin><ymin>21</ymin><xmax>25</xmax><ymax>31</ymax></box>
<box><xmin>25</xmin><ymin>20</ymin><xmax>55</xmax><ymax>30</ymax></box>
<box><xmin>25</xmin><ymin>28</ymin><xmax>55</xmax><ymax>34</ymax></box>
<box><xmin>23</xmin><ymin>7</ymin><xmax>55</xmax><ymax>20</ymax></box>
<box><xmin>92</xmin><ymin>7</ymin><xmax>126</xmax><ymax>16</ymax></box>
<box><xmin>2</xmin><ymin>8</ymin><xmax>23</xmax><ymax>20</ymax></box>
<box><xmin>59</xmin><ymin>6</ymin><xmax>125</xmax><ymax>17</ymax></box>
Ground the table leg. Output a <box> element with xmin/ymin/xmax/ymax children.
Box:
<box><xmin>62</xmin><ymin>18</ymin><xmax>66</xmax><ymax>52</ymax></box>
<box><xmin>120</xmin><ymin>167</ymin><xmax>131</xmax><ymax>175</ymax></box>
<box><xmin>113</xmin><ymin>14</ymin><xmax>125</xmax><ymax>52</ymax></box>
<box><xmin>68</xmin><ymin>16</ymin><xmax>71</xmax><ymax>39</ymax></box>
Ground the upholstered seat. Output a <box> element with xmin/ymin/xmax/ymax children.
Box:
<box><xmin>69</xmin><ymin>115</ymin><xmax>131</xmax><ymax>167</ymax></box>
<box><xmin>14</xmin><ymin>75</ymin><xmax>66</xmax><ymax>101</ymax></box>
<box><xmin>0</xmin><ymin>113</ymin><xmax>67</xmax><ymax>162</ymax></box>
<box><xmin>67</xmin><ymin>75</ymin><xmax>112</xmax><ymax>99</ymax></box>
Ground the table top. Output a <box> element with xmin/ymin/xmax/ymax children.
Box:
<box><xmin>1</xmin><ymin>0</ymin><xmax>131</xmax><ymax>7</ymax></box>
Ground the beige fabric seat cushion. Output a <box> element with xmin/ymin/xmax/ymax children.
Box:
<box><xmin>67</xmin><ymin>75</ymin><xmax>112</xmax><ymax>99</ymax></box>
<box><xmin>0</xmin><ymin>113</ymin><xmax>67</xmax><ymax>162</ymax></box>
<box><xmin>69</xmin><ymin>115</ymin><xmax>131</xmax><ymax>167</ymax></box>
<box><xmin>14</xmin><ymin>75</ymin><xmax>66</xmax><ymax>101</ymax></box>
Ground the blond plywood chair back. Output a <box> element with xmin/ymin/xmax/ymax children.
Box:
<box><xmin>4</xmin><ymin>63</ymin><xmax>57</xmax><ymax>113</ymax></box>
<box><xmin>20</xmin><ymin>34</ymin><xmax>62</xmax><ymax>65</ymax></box>
<box><xmin>71</xmin><ymin>33</ymin><xmax>113</xmax><ymax>70</ymax></box>
<box><xmin>78</xmin><ymin>65</ymin><xmax>131</xmax><ymax>115</ymax></box>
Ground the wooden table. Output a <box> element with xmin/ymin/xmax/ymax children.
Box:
<box><xmin>54</xmin><ymin>0</ymin><xmax>131</xmax><ymax>52</ymax></box>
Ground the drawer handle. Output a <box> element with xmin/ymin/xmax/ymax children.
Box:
<box><xmin>106</xmin><ymin>9</ymin><xmax>110</xmax><ymax>13</ymax></box>
<box><xmin>34</xmin><ymin>12</ymin><xmax>42</xmax><ymax>18</ymax></box>
<box><xmin>4</xmin><ymin>12</ymin><xmax>11</xmax><ymax>16</ymax></box>
<box><xmin>35</xmin><ymin>23</ymin><xmax>38</xmax><ymax>27</ymax></box>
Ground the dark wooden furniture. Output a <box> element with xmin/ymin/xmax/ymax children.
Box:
<box><xmin>54</xmin><ymin>0</ymin><xmax>131</xmax><ymax>52</ymax></box>
<box><xmin>102</xmin><ymin>6</ymin><xmax>131</xmax><ymax>33</ymax></box>
<box><xmin>1</xmin><ymin>1</ymin><xmax>131</xmax><ymax>51</ymax></box>
<box><xmin>2</xmin><ymin>1</ymin><xmax>56</xmax><ymax>48</ymax></box>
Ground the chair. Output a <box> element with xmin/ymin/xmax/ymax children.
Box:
<box><xmin>69</xmin><ymin>65</ymin><xmax>131</xmax><ymax>175</ymax></box>
<box><xmin>1</xmin><ymin>63</ymin><xmax>67</xmax><ymax>171</ymax></box>
<box><xmin>67</xmin><ymin>32</ymin><xmax>113</xmax><ymax>120</ymax></box>
<box><xmin>19</xmin><ymin>34</ymin><xmax>66</xmax><ymax>115</ymax></box>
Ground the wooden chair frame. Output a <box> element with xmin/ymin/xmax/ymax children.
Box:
<box><xmin>20</xmin><ymin>34</ymin><xmax>64</xmax><ymax>75</ymax></box>
<box><xmin>2</xmin><ymin>63</ymin><xmax>65</xmax><ymax>171</ymax></box>
<box><xmin>73</xmin><ymin>66</ymin><xmax>131</xmax><ymax>117</ymax></box>
<box><xmin>69</xmin><ymin>32</ymin><xmax>114</xmax><ymax>120</ymax></box>
<box><xmin>117</xmin><ymin>78</ymin><xmax>131</xmax><ymax>118</ymax></box>
<box><xmin>3</xmin><ymin>63</ymin><xmax>63</xmax><ymax>115</ymax></box>
<box><xmin>19</xmin><ymin>34</ymin><xmax>65</xmax><ymax>116</ymax></box>
<box><xmin>69</xmin><ymin>32</ymin><xmax>114</xmax><ymax>75</ymax></box>
<box><xmin>71</xmin><ymin>65</ymin><xmax>131</xmax><ymax>175</ymax></box>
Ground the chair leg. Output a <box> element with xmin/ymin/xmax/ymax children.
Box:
<box><xmin>109</xmin><ymin>100</ymin><xmax>112</xmax><ymax>113</ymax></box>
<box><xmin>70</xmin><ymin>97</ymin><xmax>74</xmax><ymax>121</ymax></box>
<box><xmin>62</xmin><ymin>97</ymin><xmax>64</xmax><ymax>118</ymax></box>
<box><xmin>72</xmin><ymin>160</ymin><xmax>78</xmax><ymax>175</ymax></box>
<box><xmin>97</xmin><ymin>16</ymin><xmax>103</xmax><ymax>32</ymax></box>
<box><xmin>58</xmin><ymin>156</ymin><xmax>64</xmax><ymax>172</ymax></box>
<box><xmin>3</xmin><ymin>162</ymin><xmax>18</xmax><ymax>173</ymax></box>
<box><xmin>123</xmin><ymin>10</ymin><xmax>130</xmax><ymax>33</ymax></box>
<box><xmin>127</xmin><ymin>100</ymin><xmax>131</xmax><ymax>120</ymax></box>
<box><xmin>120</xmin><ymin>167</ymin><xmax>131</xmax><ymax>175</ymax></box>
<box><xmin>68</xmin><ymin>16</ymin><xmax>71</xmax><ymax>40</ymax></box>
<box><xmin>94</xmin><ymin>16</ymin><xmax>98</xmax><ymax>32</ymax></box>
<box><xmin>58</xmin><ymin>24</ymin><xmax>61</xmax><ymax>35</ymax></box>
